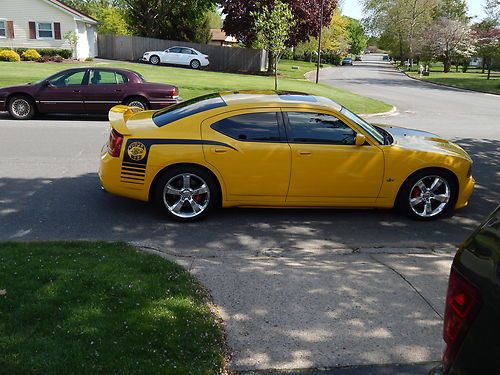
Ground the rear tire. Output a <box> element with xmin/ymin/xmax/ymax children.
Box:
<box><xmin>153</xmin><ymin>166</ymin><xmax>219</xmax><ymax>222</ymax></box>
<box><xmin>123</xmin><ymin>97</ymin><xmax>149</xmax><ymax>110</ymax></box>
<box><xmin>8</xmin><ymin>95</ymin><xmax>36</xmax><ymax>120</ymax></box>
<box><xmin>150</xmin><ymin>55</ymin><xmax>160</xmax><ymax>65</ymax></box>
<box><xmin>397</xmin><ymin>169</ymin><xmax>457</xmax><ymax>220</ymax></box>
<box><xmin>190</xmin><ymin>59</ymin><xmax>201</xmax><ymax>69</ymax></box>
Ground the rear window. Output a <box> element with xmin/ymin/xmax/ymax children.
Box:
<box><xmin>152</xmin><ymin>93</ymin><xmax>227</xmax><ymax>127</ymax></box>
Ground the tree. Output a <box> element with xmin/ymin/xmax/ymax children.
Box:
<box><xmin>363</xmin><ymin>0</ymin><xmax>438</xmax><ymax>65</ymax></box>
<box><xmin>220</xmin><ymin>0</ymin><xmax>338</xmax><ymax>47</ymax></box>
<box><xmin>322</xmin><ymin>10</ymin><xmax>350</xmax><ymax>56</ymax></box>
<box><xmin>63</xmin><ymin>0</ymin><xmax>130</xmax><ymax>35</ymax></box>
<box><xmin>252</xmin><ymin>0</ymin><xmax>295</xmax><ymax>90</ymax></box>
<box><xmin>485</xmin><ymin>0</ymin><xmax>500</xmax><ymax>23</ymax></box>
<box><xmin>64</xmin><ymin>30</ymin><xmax>78</xmax><ymax>59</ymax></box>
<box><xmin>124</xmin><ymin>0</ymin><xmax>218</xmax><ymax>43</ymax></box>
<box><xmin>346</xmin><ymin>17</ymin><xmax>367</xmax><ymax>55</ymax></box>
<box><xmin>424</xmin><ymin>18</ymin><xmax>474</xmax><ymax>72</ymax></box>
<box><xmin>433</xmin><ymin>0</ymin><xmax>469</xmax><ymax>22</ymax></box>
<box><xmin>472</xmin><ymin>20</ymin><xmax>500</xmax><ymax>79</ymax></box>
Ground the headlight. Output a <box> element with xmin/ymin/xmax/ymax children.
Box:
<box><xmin>143</xmin><ymin>52</ymin><xmax>150</xmax><ymax>56</ymax></box>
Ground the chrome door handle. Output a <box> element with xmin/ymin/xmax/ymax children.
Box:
<box><xmin>73</xmin><ymin>89</ymin><xmax>80</xmax><ymax>93</ymax></box>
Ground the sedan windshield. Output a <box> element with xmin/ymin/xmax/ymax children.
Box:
<box><xmin>340</xmin><ymin>107</ymin><xmax>385</xmax><ymax>144</ymax></box>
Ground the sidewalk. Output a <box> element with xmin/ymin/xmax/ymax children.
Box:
<box><xmin>139</xmin><ymin>244</ymin><xmax>454</xmax><ymax>372</ymax></box>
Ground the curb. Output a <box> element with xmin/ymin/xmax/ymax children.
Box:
<box><xmin>398</xmin><ymin>68</ymin><xmax>500</xmax><ymax>96</ymax></box>
<box><xmin>304</xmin><ymin>68</ymin><xmax>399</xmax><ymax>118</ymax></box>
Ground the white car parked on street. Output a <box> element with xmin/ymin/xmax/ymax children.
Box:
<box><xmin>141</xmin><ymin>46</ymin><xmax>210</xmax><ymax>69</ymax></box>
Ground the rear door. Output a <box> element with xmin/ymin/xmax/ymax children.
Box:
<box><xmin>179</xmin><ymin>48</ymin><xmax>195</xmax><ymax>66</ymax></box>
<box><xmin>82</xmin><ymin>69</ymin><xmax>127</xmax><ymax>113</ymax></box>
<box><xmin>202</xmin><ymin>109</ymin><xmax>291</xmax><ymax>204</ymax></box>
<box><xmin>37</xmin><ymin>69</ymin><xmax>87</xmax><ymax>113</ymax></box>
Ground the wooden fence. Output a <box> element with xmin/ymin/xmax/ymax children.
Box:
<box><xmin>97</xmin><ymin>35</ymin><xmax>267</xmax><ymax>73</ymax></box>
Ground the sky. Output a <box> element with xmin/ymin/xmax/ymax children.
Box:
<box><xmin>340</xmin><ymin>0</ymin><xmax>488</xmax><ymax>21</ymax></box>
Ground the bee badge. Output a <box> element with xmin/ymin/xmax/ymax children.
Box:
<box><xmin>127</xmin><ymin>142</ymin><xmax>147</xmax><ymax>161</ymax></box>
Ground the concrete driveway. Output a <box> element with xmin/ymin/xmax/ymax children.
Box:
<box><xmin>1</xmin><ymin>56</ymin><xmax>499</xmax><ymax>373</ymax></box>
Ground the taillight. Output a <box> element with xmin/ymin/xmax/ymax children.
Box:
<box><xmin>171</xmin><ymin>87</ymin><xmax>178</xmax><ymax>97</ymax></box>
<box><xmin>107</xmin><ymin>129</ymin><xmax>123</xmax><ymax>157</ymax></box>
<box><xmin>442</xmin><ymin>267</ymin><xmax>480</xmax><ymax>372</ymax></box>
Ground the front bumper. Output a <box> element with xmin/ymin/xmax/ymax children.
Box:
<box><xmin>455</xmin><ymin>176</ymin><xmax>475</xmax><ymax>209</ymax></box>
<box><xmin>0</xmin><ymin>100</ymin><xmax>6</xmax><ymax>112</ymax></box>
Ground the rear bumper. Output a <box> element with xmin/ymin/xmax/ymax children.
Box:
<box><xmin>149</xmin><ymin>98</ymin><xmax>180</xmax><ymax>110</ymax></box>
<box><xmin>455</xmin><ymin>176</ymin><xmax>475</xmax><ymax>209</ymax></box>
<box><xmin>99</xmin><ymin>150</ymin><xmax>149</xmax><ymax>202</ymax></box>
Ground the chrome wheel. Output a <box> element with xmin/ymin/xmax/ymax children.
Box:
<box><xmin>409</xmin><ymin>175</ymin><xmax>451</xmax><ymax>218</ymax></box>
<box><xmin>126</xmin><ymin>100</ymin><xmax>146</xmax><ymax>109</ymax></box>
<box><xmin>11</xmin><ymin>98</ymin><xmax>31</xmax><ymax>118</ymax></box>
<box><xmin>150</xmin><ymin>55</ymin><xmax>160</xmax><ymax>65</ymax></box>
<box><xmin>163</xmin><ymin>173</ymin><xmax>210</xmax><ymax>219</ymax></box>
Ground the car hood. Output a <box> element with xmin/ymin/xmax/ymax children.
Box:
<box><xmin>376</xmin><ymin>124</ymin><xmax>472</xmax><ymax>161</ymax></box>
<box><xmin>0</xmin><ymin>83</ymin><xmax>37</xmax><ymax>92</ymax></box>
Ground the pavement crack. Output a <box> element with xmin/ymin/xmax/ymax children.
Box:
<box><xmin>369</xmin><ymin>254</ymin><xmax>444</xmax><ymax>320</ymax></box>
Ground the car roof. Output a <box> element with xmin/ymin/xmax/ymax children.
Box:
<box><xmin>218</xmin><ymin>91</ymin><xmax>342</xmax><ymax>111</ymax></box>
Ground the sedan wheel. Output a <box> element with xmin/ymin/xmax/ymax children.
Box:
<box><xmin>154</xmin><ymin>167</ymin><xmax>219</xmax><ymax>221</ymax></box>
<box><xmin>124</xmin><ymin>98</ymin><xmax>148</xmax><ymax>110</ymax></box>
<box><xmin>398</xmin><ymin>171</ymin><xmax>456</xmax><ymax>220</ymax></box>
<box><xmin>190</xmin><ymin>59</ymin><xmax>201</xmax><ymax>69</ymax></box>
<box><xmin>150</xmin><ymin>55</ymin><xmax>160</xmax><ymax>65</ymax></box>
<box><xmin>9</xmin><ymin>96</ymin><xmax>35</xmax><ymax>120</ymax></box>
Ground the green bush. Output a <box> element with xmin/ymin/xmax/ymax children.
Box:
<box><xmin>0</xmin><ymin>50</ymin><xmax>21</xmax><ymax>62</ymax></box>
<box><xmin>14</xmin><ymin>48</ymin><xmax>72</xmax><ymax>59</ymax></box>
<box><xmin>21</xmin><ymin>49</ymin><xmax>41</xmax><ymax>61</ymax></box>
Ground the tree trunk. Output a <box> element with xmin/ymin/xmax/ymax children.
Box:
<box><xmin>267</xmin><ymin>53</ymin><xmax>275</xmax><ymax>74</ymax></box>
<box><xmin>482</xmin><ymin>56</ymin><xmax>486</xmax><ymax>73</ymax></box>
<box><xmin>443</xmin><ymin>53</ymin><xmax>451</xmax><ymax>73</ymax></box>
<box><xmin>487</xmin><ymin>65</ymin><xmax>491</xmax><ymax>80</ymax></box>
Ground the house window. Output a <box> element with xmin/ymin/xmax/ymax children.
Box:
<box><xmin>0</xmin><ymin>21</ymin><xmax>6</xmax><ymax>38</ymax></box>
<box><xmin>37</xmin><ymin>22</ymin><xmax>54</xmax><ymax>39</ymax></box>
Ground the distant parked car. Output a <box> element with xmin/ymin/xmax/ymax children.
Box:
<box><xmin>141</xmin><ymin>46</ymin><xmax>210</xmax><ymax>69</ymax></box>
<box><xmin>382</xmin><ymin>55</ymin><xmax>390</xmax><ymax>61</ymax></box>
<box><xmin>429</xmin><ymin>205</ymin><xmax>500</xmax><ymax>375</ymax></box>
<box><xmin>0</xmin><ymin>67</ymin><xmax>179</xmax><ymax>120</ymax></box>
<box><xmin>341</xmin><ymin>57</ymin><xmax>353</xmax><ymax>66</ymax></box>
<box><xmin>354</xmin><ymin>56</ymin><xmax>362</xmax><ymax>61</ymax></box>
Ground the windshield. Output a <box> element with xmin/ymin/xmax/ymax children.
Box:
<box><xmin>340</xmin><ymin>107</ymin><xmax>384</xmax><ymax>144</ymax></box>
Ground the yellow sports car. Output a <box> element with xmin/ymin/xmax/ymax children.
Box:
<box><xmin>99</xmin><ymin>91</ymin><xmax>475</xmax><ymax>221</ymax></box>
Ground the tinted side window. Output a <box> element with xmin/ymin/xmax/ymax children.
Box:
<box><xmin>212</xmin><ymin>113</ymin><xmax>281</xmax><ymax>142</ymax></box>
<box><xmin>287</xmin><ymin>112</ymin><xmax>355</xmax><ymax>145</ymax></box>
<box><xmin>89</xmin><ymin>70</ymin><xmax>125</xmax><ymax>85</ymax></box>
<box><xmin>49</xmin><ymin>70</ymin><xmax>86</xmax><ymax>86</ymax></box>
<box><xmin>181</xmin><ymin>48</ymin><xmax>193</xmax><ymax>54</ymax></box>
<box><xmin>169</xmin><ymin>47</ymin><xmax>182</xmax><ymax>53</ymax></box>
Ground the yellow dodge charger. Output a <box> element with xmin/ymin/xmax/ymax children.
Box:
<box><xmin>99</xmin><ymin>91</ymin><xmax>475</xmax><ymax>221</ymax></box>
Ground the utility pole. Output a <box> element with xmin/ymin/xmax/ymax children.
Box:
<box><xmin>315</xmin><ymin>0</ymin><xmax>324</xmax><ymax>84</ymax></box>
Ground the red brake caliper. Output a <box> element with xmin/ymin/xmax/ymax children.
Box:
<box><xmin>411</xmin><ymin>187</ymin><xmax>421</xmax><ymax>198</ymax></box>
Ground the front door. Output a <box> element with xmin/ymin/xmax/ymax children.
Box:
<box><xmin>202</xmin><ymin>109</ymin><xmax>291</xmax><ymax>204</ymax></box>
<box><xmin>82</xmin><ymin>69</ymin><xmax>127</xmax><ymax>113</ymax></box>
<box><xmin>284</xmin><ymin>111</ymin><xmax>384</xmax><ymax>205</ymax></box>
<box><xmin>37</xmin><ymin>69</ymin><xmax>86</xmax><ymax>113</ymax></box>
<box><xmin>162</xmin><ymin>47</ymin><xmax>182</xmax><ymax>64</ymax></box>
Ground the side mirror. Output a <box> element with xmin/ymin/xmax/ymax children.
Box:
<box><xmin>355</xmin><ymin>133</ymin><xmax>366</xmax><ymax>146</ymax></box>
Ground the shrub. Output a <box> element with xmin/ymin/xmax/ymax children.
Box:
<box><xmin>21</xmin><ymin>49</ymin><xmax>41</xmax><ymax>61</ymax></box>
<box><xmin>0</xmin><ymin>50</ymin><xmax>21</xmax><ymax>62</ymax></box>
<box><xmin>14</xmin><ymin>48</ymin><xmax>72</xmax><ymax>59</ymax></box>
<box><xmin>37</xmin><ymin>54</ymin><xmax>64</xmax><ymax>63</ymax></box>
<box><xmin>84</xmin><ymin>57</ymin><xmax>94</xmax><ymax>62</ymax></box>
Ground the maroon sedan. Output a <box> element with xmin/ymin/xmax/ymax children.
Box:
<box><xmin>0</xmin><ymin>67</ymin><xmax>179</xmax><ymax>120</ymax></box>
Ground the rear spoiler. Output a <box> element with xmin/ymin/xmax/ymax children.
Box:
<box><xmin>108</xmin><ymin>105</ymin><xmax>144</xmax><ymax>135</ymax></box>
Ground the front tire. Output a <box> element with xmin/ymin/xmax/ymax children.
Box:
<box><xmin>149</xmin><ymin>55</ymin><xmax>160</xmax><ymax>65</ymax></box>
<box><xmin>190</xmin><ymin>59</ymin><xmax>201</xmax><ymax>69</ymax></box>
<box><xmin>8</xmin><ymin>95</ymin><xmax>36</xmax><ymax>120</ymax></box>
<box><xmin>153</xmin><ymin>166</ymin><xmax>219</xmax><ymax>222</ymax></box>
<box><xmin>397</xmin><ymin>169</ymin><xmax>457</xmax><ymax>220</ymax></box>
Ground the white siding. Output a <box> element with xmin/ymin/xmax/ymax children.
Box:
<box><xmin>0</xmin><ymin>0</ymin><xmax>97</xmax><ymax>58</ymax></box>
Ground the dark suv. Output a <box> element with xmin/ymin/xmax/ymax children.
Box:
<box><xmin>430</xmin><ymin>206</ymin><xmax>500</xmax><ymax>375</ymax></box>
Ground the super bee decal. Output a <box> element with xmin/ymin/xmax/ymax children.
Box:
<box><xmin>120</xmin><ymin>139</ymin><xmax>237</xmax><ymax>185</ymax></box>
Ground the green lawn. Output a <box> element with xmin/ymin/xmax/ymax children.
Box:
<box><xmin>0</xmin><ymin>242</ymin><xmax>225</xmax><ymax>375</ymax></box>
<box><xmin>399</xmin><ymin>62</ymin><xmax>500</xmax><ymax>95</ymax></box>
<box><xmin>277</xmin><ymin>59</ymin><xmax>329</xmax><ymax>80</ymax></box>
<box><xmin>0</xmin><ymin>60</ymin><xmax>392</xmax><ymax>114</ymax></box>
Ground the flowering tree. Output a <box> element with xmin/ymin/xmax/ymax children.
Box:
<box><xmin>472</xmin><ymin>20</ymin><xmax>500</xmax><ymax>79</ymax></box>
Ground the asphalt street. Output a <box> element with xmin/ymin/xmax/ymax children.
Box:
<box><xmin>0</xmin><ymin>55</ymin><xmax>499</xmax><ymax>373</ymax></box>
